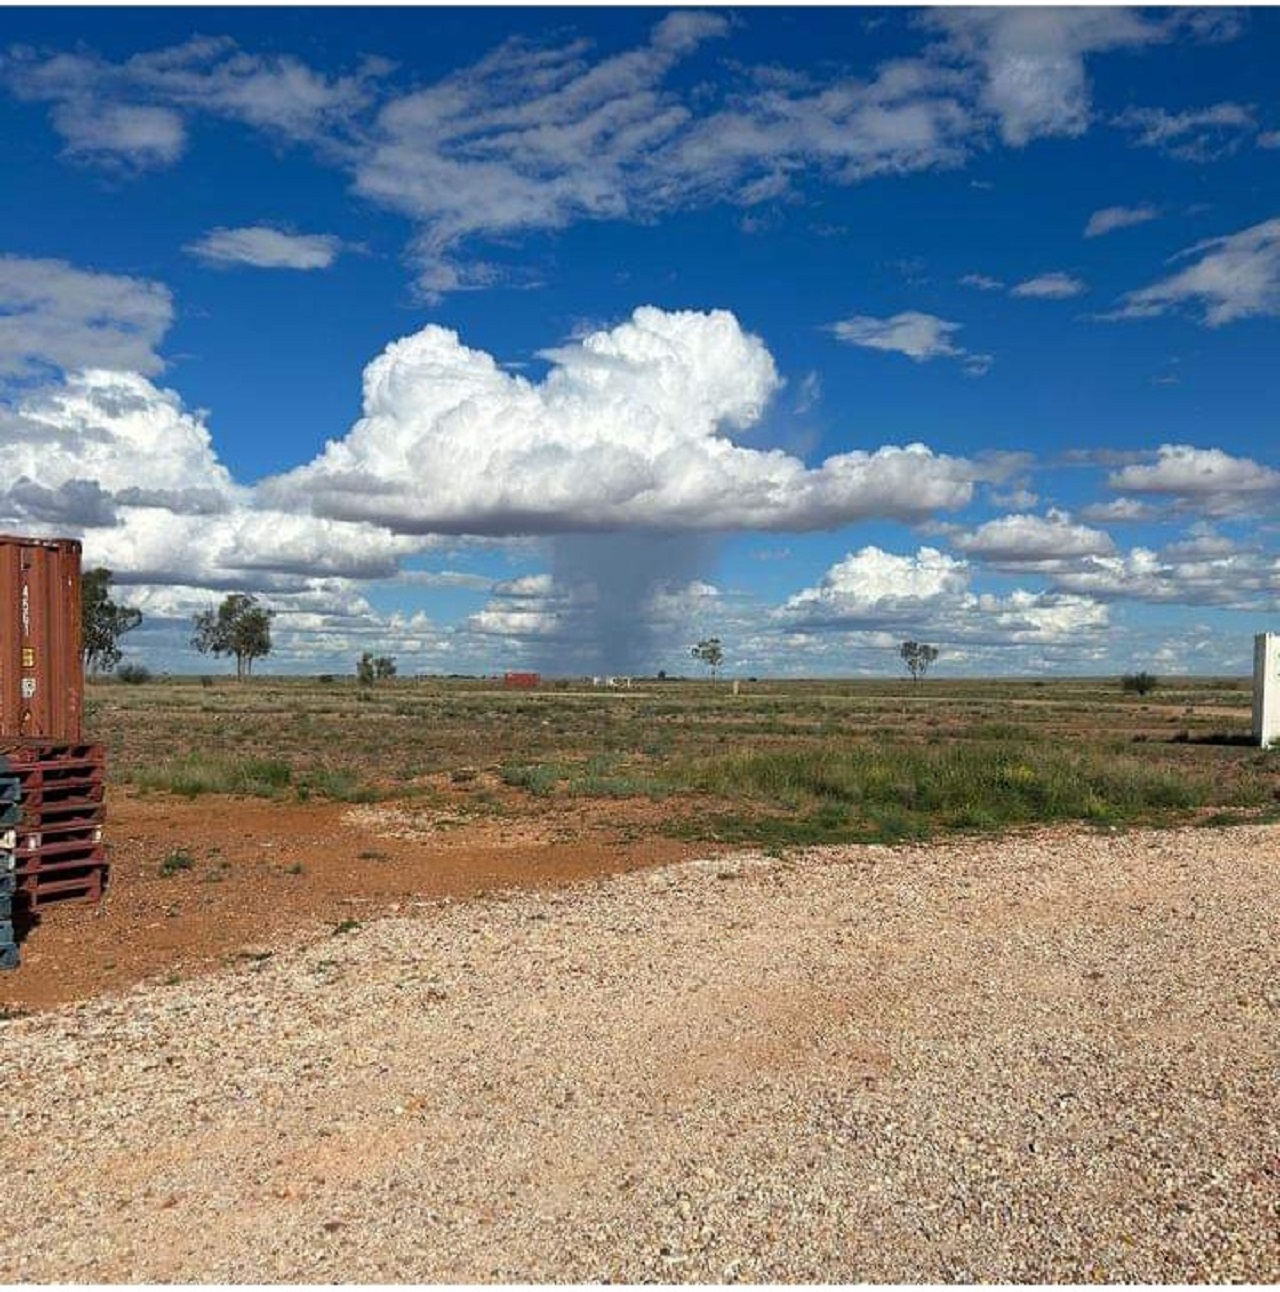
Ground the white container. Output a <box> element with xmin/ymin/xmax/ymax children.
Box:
<box><xmin>1253</xmin><ymin>633</ymin><xmax>1280</xmax><ymax>748</ymax></box>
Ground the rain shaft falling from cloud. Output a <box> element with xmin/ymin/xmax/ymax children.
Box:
<box><xmin>543</xmin><ymin>532</ymin><xmax>716</xmax><ymax>676</ymax></box>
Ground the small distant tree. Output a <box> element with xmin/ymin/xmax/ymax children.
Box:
<box><xmin>899</xmin><ymin>639</ymin><xmax>939</xmax><ymax>684</ymax></box>
<box><xmin>691</xmin><ymin>637</ymin><xmax>724</xmax><ymax>681</ymax></box>
<box><xmin>191</xmin><ymin>593</ymin><xmax>274</xmax><ymax>680</ymax></box>
<box><xmin>81</xmin><ymin>567</ymin><xmax>142</xmax><ymax>675</ymax></box>
<box><xmin>357</xmin><ymin>652</ymin><xmax>397</xmax><ymax>685</ymax></box>
<box><xmin>1122</xmin><ymin>671</ymin><xmax>1159</xmax><ymax>696</ymax></box>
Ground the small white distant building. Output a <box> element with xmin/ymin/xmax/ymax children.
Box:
<box><xmin>1253</xmin><ymin>632</ymin><xmax>1279</xmax><ymax>748</ymax></box>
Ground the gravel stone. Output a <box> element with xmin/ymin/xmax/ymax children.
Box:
<box><xmin>0</xmin><ymin>823</ymin><xmax>1276</xmax><ymax>1282</ymax></box>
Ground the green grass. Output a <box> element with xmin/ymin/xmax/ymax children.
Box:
<box><xmin>132</xmin><ymin>753</ymin><xmax>293</xmax><ymax>798</ymax></box>
<box><xmin>92</xmin><ymin>675</ymin><xmax>1270</xmax><ymax>846</ymax></box>
<box><xmin>663</xmin><ymin>741</ymin><xmax>1227</xmax><ymax>845</ymax></box>
<box><xmin>501</xmin><ymin>763</ymin><xmax>561</xmax><ymax>796</ymax></box>
<box><xmin>128</xmin><ymin>752</ymin><xmax>375</xmax><ymax>801</ymax></box>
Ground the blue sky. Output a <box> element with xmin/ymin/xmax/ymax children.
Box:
<box><xmin>1</xmin><ymin>5</ymin><xmax>1277</xmax><ymax>677</ymax></box>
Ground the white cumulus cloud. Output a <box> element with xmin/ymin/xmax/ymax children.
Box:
<box><xmin>0</xmin><ymin>256</ymin><xmax>173</xmax><ymax>379</ymax></box>
<box><xmin>1107</xmin><ymin>444</ymin><xmax>1280</xmax><ymax>516</ymax></box>
<box><xmin>1051</xmin><ymin>543</ymin><xmax>1280</xmax><ymax>609</ymax></box>
<box><xmin>0</xmin><ymin>368</ymin><xmax>236</xmax><ymax>512</ymax></box>
<box><xmin>780</xmin><ymin>546</ymin><xmax>970</xmax><ymax>626</ymax></box>
<box><xmin>0</xmin><ymin>368</ymin><xmax>425</xmax><ymax>591</ymax></box>
<box><xmin>951</xmin><ymin>510</ymin><xmax>1115</xmax><ymax>568</ymax></box>
<box><xmin>778</xmin><ymin>544</ymin><xmax>1109</xmax><ymax>646</ymax></box>
<box><xmin>266</xmin><ymin>306</ymin><xmax>992</xmax><ymax>535</ymax></box>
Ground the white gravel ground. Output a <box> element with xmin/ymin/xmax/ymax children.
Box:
<box><xmin>1</xmin><ymin>822</ymin><xmax>1277</xmax><ymax>1283</ymax></box>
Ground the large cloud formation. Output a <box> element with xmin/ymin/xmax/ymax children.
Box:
<box><xmin>0</xmin><ymin>367</ymin><xmax>423</xmax><ymax>591</ymax></box>
<box><xmin>5</xmin><ymin>11</ymin><xmax>1225</xmax><ymax>297</ymax></box>
<box><xmin>779</xmin><ymin>545</ymin><xmax>1110</xmax><ymax>647</ymax></box>
<box><xmin>268</xmin><ymin>306</ymin><xmax>988</xmax><ymax>535</ymax></box>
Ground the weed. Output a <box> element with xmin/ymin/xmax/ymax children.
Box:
<box><xmin>501</xmin><ymin>763</ymin><xmax>560</xmax><ymax>796</ymax></box>
<box><xmin>297</xmin><ymin>769</ymin><xmax>377</xmax><ymax>802</ymax></box>
<box><xmin>159</xmin><ymin>849</ymin><xmax>196</xmax><ymax>876</ymax></box>
<box><xmin>332</xmin><ymin>917</ymin><xmax>361</xmax><ymax>936</ymax></box>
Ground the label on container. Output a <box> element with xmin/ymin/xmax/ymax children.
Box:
<box><xmin>21</xmin><ymin>648</ymin><xmax>34</xmax><ymax>667</ymax></box>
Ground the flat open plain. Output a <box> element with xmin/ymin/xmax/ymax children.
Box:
<box><xmin>2</xmin><ymin>821</ymin><xmax>1276</xmax><ymax>1283</ymax></box>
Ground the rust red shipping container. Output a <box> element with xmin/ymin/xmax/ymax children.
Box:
<box><xmin>0</xmin><ymin>535</ymin><xmax>84</xmax><ymax>742</ymax></box>
<box><xmin>1</xmin><ymin>536</ymin><xmax>107</xmax><ymax>914</ymax></box>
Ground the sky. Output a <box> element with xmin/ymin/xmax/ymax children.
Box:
<box><xmin>0</xmin><ymin>4</ymin><xmax>1277</xmax><ymax>679</ymax></box>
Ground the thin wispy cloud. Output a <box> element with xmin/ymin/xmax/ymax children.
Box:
<box><xmin>1</xmin><ymin>10</ymin><xmax>1251</xmax><ymax>302</ymax></box>
<box><xmin>1113</xmin><ymin>101</ymin><xmax>1256</xmax><ymax>161</ymax></box>
<box><xmin>2</xmin><ymin>36</ymin><xmax>382</xmax><ymax>169</ymax></box>
<box><xmin>959</xmin><ymin>272</ymin><xmax>1004</xmax><ymax>291</ymax></box>
<box><xmin>929</xmin><ymin>7</ymin><xmax>1168</xmax><ymax>146</ymax></box>
<box><xmin>1084</xmin><ymin>204</ymin><xmax>1159</xmax><ymax>238</ymax></box>
<box><xmin>1011</xmin><ymin>272</ymin><xmax>1088</xmax><ymax>300</ymax></box>
<box><xmin>188</xmin><ymin>226</ymin><xmax>344</xmax><ymax>271</ymax></box>
<box><xmin>829</xmin><ymin>310</ymin><xmax>991</xmax><ymax>375</ymax></box>
<box><xmin>1106</xmin><ymin>217</ymin><xmax>1280</xmax><ymax>325</ymax></box>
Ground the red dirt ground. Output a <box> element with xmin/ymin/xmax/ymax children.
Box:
<box><xmin>1</xmin><ymin>784</ymin><xmax>709</xmax><ymax>1012</ymax></box>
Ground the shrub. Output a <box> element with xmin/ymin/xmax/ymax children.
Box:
<box><xmin>501</xmin><ymin>763</ymin><xmax>560</xmax><ymax>796</ymax></box>
<box><xmin>1122</xmin><ymin>671</ymin><xmax>1159</xmax><ymax>695</ymax></box>
<box><xmin>117</xmin><ymin>663</ymin><xmax>152</xmax><ymax>684</ymax></box>
<box><xmin>159</xmin><ymin>849</ymin><xmax>195</xmax><ymax>876</ymax></box>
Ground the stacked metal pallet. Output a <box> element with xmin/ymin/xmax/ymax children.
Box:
<box><xmin>1</xmin><ymin>768</ymin><xmax>19</xmax><ymax>969</ymax></box>
<box><xmin>2</xmin><ymin>535</ymin><xmax>110</xmax><ymax>970</ymax></box>
<box><xmin>0</xmin><ymin>744</ymin><xmax>108</xmax><ymax>915</ymax></box>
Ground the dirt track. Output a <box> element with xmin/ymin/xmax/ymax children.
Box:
<box><xmin>1</xmin><ymin>822</ymin><xmax>1276</xmax><ymax>1282</ymax></box>
<box><xmin>2</xmin><ymin>786</ymin><xmax>700</xmax><ymax>1010</ymax></box>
